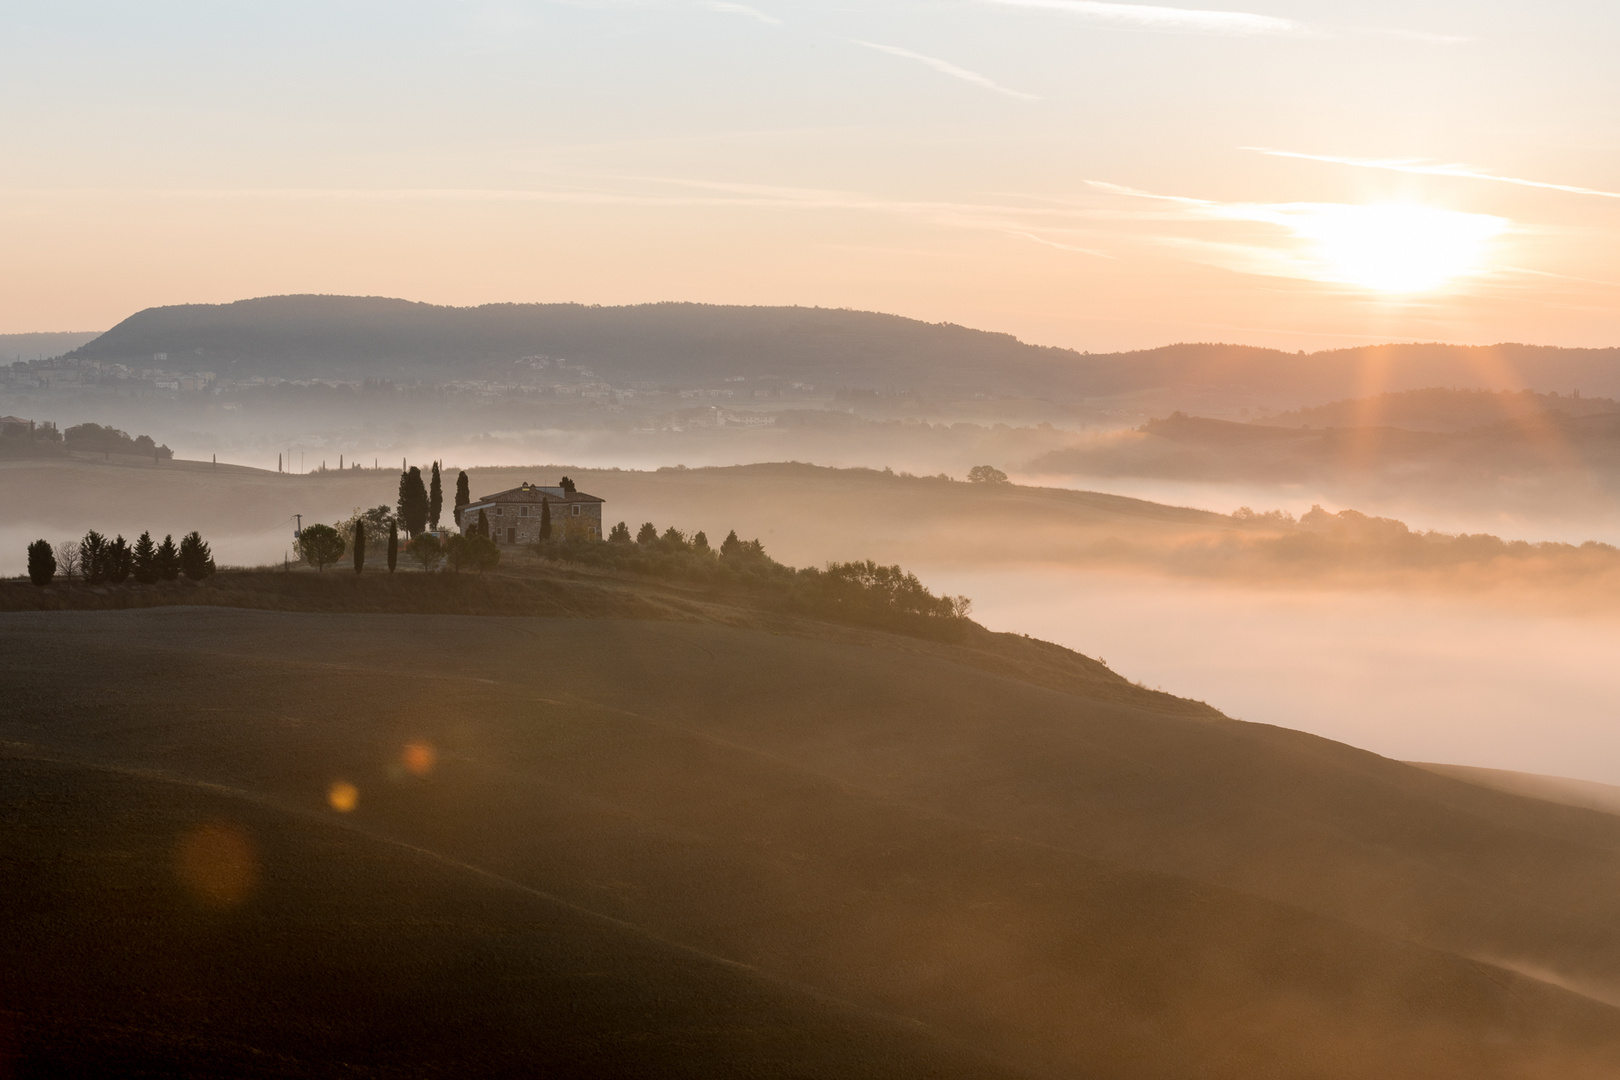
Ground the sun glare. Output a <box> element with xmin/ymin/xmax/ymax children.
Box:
<box><xmin>1284</xmin><ymin>203</ymin><xmax>1506</xmax><ymax>293</ymax></box>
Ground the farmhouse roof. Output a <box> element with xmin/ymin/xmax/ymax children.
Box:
<box><xmin>475</xmin><ymin>482</ymin><xmax>603</xmax><ymax>504</ymax></box>
<box><xmin>0</xmin><ymin>415</ymin><xmax>31</xmax><ymax>424</ymax></box>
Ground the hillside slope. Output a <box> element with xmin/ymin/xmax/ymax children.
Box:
<box><xmin>6</xmin><ymin>605</ymin><xmax>1620</xmax><ymax>1077</ymax></box>
<box><xmin>63</xmin><ymin>294</ymin><xmax>1620</xmax><ymax>403</ymax></box>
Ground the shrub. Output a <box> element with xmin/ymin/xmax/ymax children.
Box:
<box><xmin>408</xmin><ymin>532</ymin><xmax>443</xmax><ymax>571</ymax></box>
<box><xmin>27</xmin><ymin>539</ymin><xmax>55</xmax><ymax>586</ymax></box>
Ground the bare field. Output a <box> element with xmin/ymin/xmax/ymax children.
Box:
<box><xmin>6</xmin><ymin>606</ymin><xmax>1620</xmax><ymax>1077</ymax></box>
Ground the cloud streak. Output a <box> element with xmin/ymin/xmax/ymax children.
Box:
<box><xmin>1248</xmin><ymin>148</ymin><xmax>1620</xmax><ymax>201</ymax></box>
<box><xmin>974</xmin><ymin>0</ymin><xmax>1303</xmax><ymax>37</ymax></box>
<box><xmin>698</xmin><ymin>2</ymin><xmax>781</xmax><ymax>25</ymax></box>
<box><xmin>853</xmin><ymin>40</ymin><xmax>1040</xmax><ymax>100</ymax></box>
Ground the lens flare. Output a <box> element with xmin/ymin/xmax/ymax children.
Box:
<box><xmin>402</xmin><ymin>741</ymin><xmax>438</xmax><ymax>777</ymax></box>
<box><xmin>175</xmin><ymin>821</ymin><xmax>260</xmax><ymax>908</ymax></box>
<box><xmin>327</xmin><ymin>780</ymin><xmax>359</xmax><ymax>812</ymax></box>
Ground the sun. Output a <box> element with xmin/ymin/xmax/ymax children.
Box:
<box><xmin>1284</xmin><ymin>203</ymin><xmax>1507</xmax><ymax>293</ymax></box>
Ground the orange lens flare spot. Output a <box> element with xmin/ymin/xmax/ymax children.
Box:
<box><xmin>402</xmin><ymin>742</ymin><xmax>438</xmax><ymax>777</ymax></box>
<box><xmin>327</xmin><ymin>780</ymin><xmax>359</xmax><ymax>812</ymax></box>
<box><xmin>175</xmin><ymin>822</ymin><xmax>260</xmax><ymax>908</ymax></box>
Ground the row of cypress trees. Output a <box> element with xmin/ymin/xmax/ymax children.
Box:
<box><xmin>26</xmin><ymin>530</ymin><xmax>214</xmax><ymax>587</ymax></box>
<box><xmin>397</xmin><ymin>462</ymin><xmax>473</xmax><ymax>538</ymax></box>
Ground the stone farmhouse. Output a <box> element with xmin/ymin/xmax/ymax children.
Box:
<box><xmin>458</xmin><ymin>481</ymin><xmax>605</xmax><ymax>545</ymax></box>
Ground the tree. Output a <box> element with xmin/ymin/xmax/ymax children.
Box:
<box><xmin>54</xmin><ymin>540</ymin><xmax>80</xmax><ymax>582</ymax></box>
<box><xmin>408</xmin><ymin>532</ymin><xmax>442</xmax><ymax>571</ymax></box>
<box><xmin>79</xmin><ymin>531</ymin><xmax>107</xmax><ymax>585</ymax></box>
<box><xmin>967</xmin><ymin>465</ymin><xmax>1009</xmax><ymax>485</ymax></box>
<box><xmin>471</xmin><ymin>533</ymin><xmax>500</xmax><ymax>573</ymax></box>
<box><xmin>636</xmin><ymin>522</ymin><xmax>658</xmax><ymax>545</ymax></box>
<box><xmin>539</xmin><ymin>499</ymin><xmax>552</xmax><ymax>541</ymax></box>
<box><xmin>179</xmin><ymin>532</ymin><xmax>215</xmax><ymax>580</ymax></box>
<box><xmin>608</xmin><ymin>521</ymin><xmax>631</xmax><ymax>543</ymax></box>
<box><xmin>387</xmin><ymin>521</ymin><xmax>399</xmax><ymax>573</ymax></box>
<box><xmin>661</xmin><ymin>526</ymin><xmax>687</xmax><ymax>549</ymax></box>
<box><xmin>352</xmin><ymin>519</ymin><xmax>366</xmax><ymax>573</ymax></box>
<box><xmin>559</xmin><ymin>476</ymin><xmax>576</xmax><ymax>495</ymax></box>
<box><xmin>27</xmin><ymin>539</ymin><xmax>55</xmax><ymax>586</ymax></box>
<box><xmin>105</xmin><ymin>535</ymin><xmax>132</xmax><ymax>584</ymax></box>
<box><xmin>454</xmin><ymin>470</ymin><xmax>470</xmax><ymax>525</ymax></box>
<box><xmin>719</xmin><ymin>530</ymin><xmax>743</xmax><ymax>557</ymax></box>
<box><xmin>444</xmin><ymin>534</ymin><xmax>470</xmax><ymax>573</ymax></box>
<box><xmin>428</xmin><ymin>462</ymin><xmax>443</xmax><ymax>530</ymax></box>
<box><xmin>132</xmin><ymin>532</ymin><xmax>158</xmax><ymax>584</ymax></box>
<box><xmin>476</xmin><ymin>509</ymin><xmax>489</xmax><ymax>538</ymax></box>
<box><xmin>397</xmin><ymin>466</ymin><xmax>428</xmax><ymax>537</ymax></box>
<box><xmin>298</xmin><ymin>524</ymin><xmax>344</xmax><ymax>572</ymax></box>
<box><xmin>692</xmin><ymin>530</ymin><xmax>710</xmax><ymax>554</ymax></box>
<box><xmin>155</xmin><ymin>534</ymin><xmax>182</xmax><ymax>581</ymax></box>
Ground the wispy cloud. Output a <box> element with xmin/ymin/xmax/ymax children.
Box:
<box><xmin>1247</xmin><ymin>148</ymin><xmax>1620</xmax><ymax>200</ymax></box>
<box><xmin>853</xmin><ymin>40</ymin><xmax>1040</xmax><ymax>100</ymax></box>
<box><xmin>971</xmin><ymin>0</ymin><xmax>1466</xmax><ymax>42</ymax></box>
<box><xmin>973</xmin><ymin>0</ymin><xmax>1303</xmax><ymax>37</ymax></box>
<box><xmin>698</xmin><ymin>1</ymin><xmax>781</xmax><ymax>25</ymax></box>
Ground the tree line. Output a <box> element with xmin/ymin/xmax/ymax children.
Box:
<box><xmin>27</xmin><ymin>530</ymin><xmax>213</xmax><ymax>587</ymax></box>
<box><xmin>294</xmin><ymin>463</ymin><xmax>497</xmax><ymax>573</ymax></box>
<box><xmin>537</xmin><ymin>520</ymin><xmax>974</xmax><ymax>635</ymax></box>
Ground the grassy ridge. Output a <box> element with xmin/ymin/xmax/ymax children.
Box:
<box><xmin>6</xmin><ymin>609</ymin><xmax>1620</xmax><ymax>1077</ymax></box>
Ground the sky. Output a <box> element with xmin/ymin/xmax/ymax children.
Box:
<box><xmin>2</xmin><ymin>0</ymin><xmax>1618</xmax><ymax>351</ymax></box>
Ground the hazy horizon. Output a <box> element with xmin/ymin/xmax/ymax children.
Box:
<box><xmin>6</xmin><ymin>2</ymin><xmax>1620</xmax><ymax>353</ymax></box>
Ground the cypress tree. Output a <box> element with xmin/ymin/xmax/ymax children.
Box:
<box><xmin>454</xmin><ymin>470</ymin><xmax>470</xmax><ymax>524</ymax></box>
<box><xmin>428</xmin><ymin>462</ymin><xmax>443</xmax><ymax>530</ymax></box>
<box><xmin>353</xmin><ymin>520</ymin><xmax>367</xmax><ymax>574</ymax></box>
<box><xmin>132</xmin><ymin>531</ymin><xmax>158</xmax><ymax>584</ymax></box>
<box><xmin>539</xmin><ymin>499</ymin><xmax>552</xmax><ymax>541</ymax></box>
<box><xmin>27</xmin><ymin>539</ymin><xmax>55</xmax><ymax>586</ymax></box>
<box><xmin>387</xmin><ymin>521</ymin><xmax>399</xmax><ymax>573</ymax></box>
<box><xmin>397</xmin><ymin>466</ymin><xmax>429</xmax><ymax>537</ymax></box>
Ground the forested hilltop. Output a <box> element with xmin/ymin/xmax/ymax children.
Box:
<box><xmin>62</xmin><ymin>295</ymin><xmax>1620</xmax><ymax>405</ymax></box>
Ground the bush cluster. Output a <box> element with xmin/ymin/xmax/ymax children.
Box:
<box><xmin>537</xmin><ymin>521</ymin><xmax>972</xmax><ymax>635</ymax></box>
<box><xmin>26</xmin><ymin>530</ymin><xmax>213</xmax><ymax>587</ymax></box>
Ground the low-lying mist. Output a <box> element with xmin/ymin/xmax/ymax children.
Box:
<box><xmin>920</xmin><ymin>565</ymin><xmax>1620</xmax><ymax>787</ymax></box>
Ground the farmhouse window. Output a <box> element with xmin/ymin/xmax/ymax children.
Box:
<box><xmin>571</xmin><ymin>505</ymin><xmax>580</xmax><ymax>516</ymax></box>
<box><xmin>495</xmin><ymin>506</ymin><xmax>503</xmax><ymax>515</ymax></box>
<box><xmin>521</xmin><ymin>505</ymin><xmax>529</xmax><ymax>517</ymax></box>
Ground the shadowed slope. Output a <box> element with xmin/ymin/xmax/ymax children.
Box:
<box><xmin>6</xmin><ymin>608</ymin><xmax>1620</xmax><ymax>1077</ymax></box>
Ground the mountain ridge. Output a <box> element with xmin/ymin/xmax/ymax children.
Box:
<box><xmin>63</xmin><ymin>294</ymin><xmax>1620</xmax><ymax>407</ymax></box>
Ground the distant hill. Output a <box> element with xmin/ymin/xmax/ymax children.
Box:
<box><xmin>1</xmin><ymin>330</ymin><xmax>102</xmax><ymax>364</ymax></box>
<box><xmin>1257</xmin><ymin>387</ymin><xmax>1620</xmax><ymax>433</ymax></box>
<box><xmin>65</xmin><ymin>295</ymin><xmax>1620</xmax><ymax>406</ymax></box>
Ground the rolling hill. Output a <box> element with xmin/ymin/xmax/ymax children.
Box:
<box><xmin>61</xmin><ymin>295</ymin><xmax>1620</xmax><ymax>406</ymax></box>
<box><xmin>6</xmin><ymin>571</ymin><xmax>1620</xmax><ymax>1076</ymax></box>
